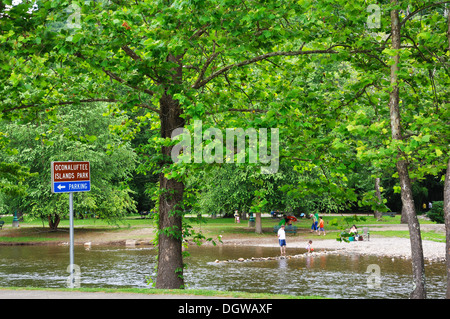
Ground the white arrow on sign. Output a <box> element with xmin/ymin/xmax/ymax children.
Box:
<box><xmin>58</xmin><ymin>184</ymin><xmax>66</xmax><ymax>190</ymax></box>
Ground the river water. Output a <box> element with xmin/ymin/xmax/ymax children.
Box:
<box><xmin>0</xmin><ymin>244</ymin><xmax>446</xmax><ymax>299</ymax></box>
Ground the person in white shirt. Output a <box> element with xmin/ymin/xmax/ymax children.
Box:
<box><xmin>306</xmin><ymin>240</ymin><xmax>313</xmax><ymax>253</ymax></box>
<box><xmin>277</xmin><ymin>225</ymin><xmax>286</xmax><ymax>257</ymax></box>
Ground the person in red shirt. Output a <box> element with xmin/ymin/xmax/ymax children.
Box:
<box><xmin>318</xmin><ymin>217</ymin><xmax>326</xmax><ymax>236</ymax></box>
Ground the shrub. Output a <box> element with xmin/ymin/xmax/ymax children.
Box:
<box><xmin>426</xmin><ymin>201</ymin><xmax>444</xmax><ymax>223</ymax></box>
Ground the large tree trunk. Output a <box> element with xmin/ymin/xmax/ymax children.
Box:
<box><xmin>155</xmin><ymin>54</ymin><xmax>186</xmax><ymax>289</ymax></box>
<box><xmin>156</xmin><ymin>92</ymin><xmax>185</xmax><ymax>289</ymax></box>
<box><xmin>400</xmin><ymin>205</ymin><xmax>408</xmax><ymax>224</ymax></box>
<box><xmin>444</xmin><ymin>158</ymin><xmax>450</xmax><ymax>299</ymax></box>
<box><xmin>389</xmin><ymin>2</ymin><xmax>426</xmax><ymax>298</ymax></box>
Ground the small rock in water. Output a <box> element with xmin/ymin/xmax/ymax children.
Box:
<box><xmin>125</xmin><ymin>239</ymin><xmax>136</xmax><ymax>247</ymax></box>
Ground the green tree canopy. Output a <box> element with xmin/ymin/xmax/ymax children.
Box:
<box><xmin>0</xmin><ymin>103</ymin><xmax>137</xmax><ymax>229</ymax></box>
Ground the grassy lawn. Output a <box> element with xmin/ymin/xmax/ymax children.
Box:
<box><xmin>0</xmin><ymin>214</ymin><xmax>154</xmax><ymax>228</ymax></box>
<box><xmin>0</xmin><ymin>214</ymin><xmax>156</xmax><ymax>243</ymax></box>
<box><xmin>0</xmin><ymin>236</ymin><xmax>61</xmax><ymax>243</ymax></box>
<box><xmin>184</xmin><ymin>214</ymin><xmax>445</xmax><ymax>242</ymax></box>
<box><xmin>0</xmin><ymin>286</ymin><xmax>321</xmax><ymax>299</ymax></box>
<box><xmin>372</xmin><ymin>230</ymin><xmax>446</xmax><ymax>242</ymax></box>
<box><xmin>0</xmin><ymin>213</ymin><xmax>444</xmax><ymax>243</ymax></box>
<box><xmin>185</xmin><ymin>214</ymin><xmax>420</xmax><ymax>232</ymax></box>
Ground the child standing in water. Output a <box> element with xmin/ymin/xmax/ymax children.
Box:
<box><xmin>277</xmin><ymin>225</ymin><xmax>286</xmax><ymax>257</ymax></box>
<box><xmin>306</xmin><ymin>240</ymin><xmax>313</xmax><ymax>253</ymax></box>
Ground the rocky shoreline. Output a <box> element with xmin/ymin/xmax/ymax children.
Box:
<box><xmin>215</xmin><ymin>223</ymin><xmax>447</xmax><ymax>263</ymax></box>
<box><xmin>2</xmin><ymin>223</ymin><xmax>446</xmax><ymax>264</ymax></box>
<box><xmin>218</xmin><ymin>236</ymin><xmax>447</xmax><ymax>263</ymax></box>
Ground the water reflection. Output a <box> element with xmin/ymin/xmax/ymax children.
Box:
<box><xmin>0</xmin><ymin>244</ymin><xmax>446</xmax><ymax>299</ymax></box>
<box><xmin>184</xmin><ymin>246</ymin><xmax>446</xmax><ymax>299</ymax></box>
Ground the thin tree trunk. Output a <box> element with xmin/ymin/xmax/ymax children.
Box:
<box><xmin>48</xmin><ymin>214</ymin><xmax>60</xmax><ymax>231</ymax></box>
<box><xmin>444</xmin><ymin>158</ymin><xmax>450</xmax><ymax>299</ymax></box>
<box><xmin>255</xmin><ymin>212</ymin><xmax>262</xmax><ymax>234</ymax></box>
<box><xmin>389</xmin><ymin>2</ymin><xmax>426</xmax><ymax>298</ymax></box>
<box><xmin>445</xmin><ymin>6</ymin><xmax>450</xmax><ymax>299</ymax></box>
<box><xmin>155</xmin><ymin>53</ymin><xmax>186</xmax><ymax>289</ymax></box>
<box><xmin>374</xmin><ymin>177</ymin><xmax>383</xmax><ymax>220</ymax></box>
<box><xmin>396</xmin><ymin>161</ymin><xmax>426</xmax><ymax>298</ymax></box>
<box><xmin>447</xmin><ymin>5</ymin><xmax>450</xmax><ymax>53</ymax></box>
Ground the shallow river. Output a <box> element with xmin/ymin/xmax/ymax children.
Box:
<box><xmin>0</xmin><ymin>244</ymin><xmax>446</xmax><ymax>299</ymax></box>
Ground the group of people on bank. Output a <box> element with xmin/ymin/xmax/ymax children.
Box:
<box><xmin>276</xmin><ymin>212</ymin><xmax>326</xmax><ymax>257</ymax></box>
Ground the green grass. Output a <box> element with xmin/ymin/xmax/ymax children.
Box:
<box><xmin>185</xmin><ymin>215</ymin><xmax>444</xmax><ymax>242</ymax></box>
<box><xmin>186</xmin><ymin>214</ymin><xmax>402</xmax><ymax>234</ymax></box>
<box><xmin>0</xmin><ymin>213</ymin><xmax>443</xmax><ymax>243</ymax></box>
<box><xmin>0</xmin><ymin>214</ymin><xmax>155</xmax><ymax>227</ymax></box>
<box><xmin>373</xmin><ymin>230</ymin><xmax>446</xmax><ymax>243</ymax></box>
<box><xmin>0</xmin><ymin>236</ymin><xmax>60</xmax><ymax>243</ymax></box>
<box><xmin>0</xmin><ymin>286</ymin><xmax>322</xmax><ymax>299</ymax></box>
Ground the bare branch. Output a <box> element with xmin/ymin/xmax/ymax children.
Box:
<box><xmin>333</xmin><ymin>82</ymin><xmax>375</xmax><ymax>112</ymax></box>
<box><xmin>2</xmin><ymin>98</ymin><xmax>119</xmax><ymax>113</ymax></box>
<box><xmin>192</xmin><ymin>52</ymin><xmax>219</xmax><ymax>89</ymax></box>
<box><xmin>189</xmin><ymin>24</ymin><xmax>211</xmax><ymax>40</ymax></box>
<box><xmin>3</xmin><ymin>98</ymin><xmax>162</xmax><ymax>116</ymax></box>
<box><xmin>75</xmin><ymin>51</ymin><xmax>155</xmax><ymax>96</ymax></box>
<box><xmin>121</xmin><ymin>45</ymin><xmax>142</xmax><ymax>61</ymax></box>
<box><xmin>137</xmin><ymin>103</ymin><xmax>161</xmax><ymax>114</ymax></box>
<box><xmin>191</xmin><ymin>45</ymin><xmax>379</xmax><ymax>89</ymax></box>
<box><xmin>400</xmin><ymin>1</ymin><xmax>450</xmax><ymax>28</ymax></box>
<box><xmin>102</xmin><ymin>68</ymin><xmax>155</xmax><ymax>96</ymax></box>
<box><xmin>205</xmin><ymin>108</ymin><xmax>267</xmax><ymax>115</ymax></box>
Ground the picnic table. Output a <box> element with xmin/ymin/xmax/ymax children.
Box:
<box><xmin>273</xmin><ymin>224</ymin><xmax>297</xmax><ymax>234</ymax></box>
<box><xmin>138</xmin><ymin>211</ymin><xmax>155</xmax><ymax>219</ymax></box>
<box><xmin>382</xmin><ymin>212</ymin><xmax>396</xmax><ymax>217</ymax></box>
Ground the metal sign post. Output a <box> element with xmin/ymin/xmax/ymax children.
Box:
<box><xmin>51</xmin><ymin>161</ymin><xmax>90</xmax><ymax>288</ymax></box>
<box><xmin>69</xmin><ymin>191</ymin><xmax>74</xmax><ymax>288</ymax></box>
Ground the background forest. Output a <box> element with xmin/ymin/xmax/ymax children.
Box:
<box><xmin>1</xmin><ymin>0</ymin><xmax>449</xmax><ymax>295</ymax></box>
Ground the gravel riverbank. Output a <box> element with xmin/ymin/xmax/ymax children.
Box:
<box><xmin>219</xmin><ymin>224</ymin><xmax>447</xmax><ymax>262</ymax></box>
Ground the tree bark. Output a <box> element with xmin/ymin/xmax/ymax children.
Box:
<box><xmin>389</xmin><ymin>2</ymin><xmax>426</xmax><ymax>298</ymax></box>
<box><xmin>400</xmin><ymin>205</ymin><xmax>409</xmax><ymax>224</ymax></box>
<box><xmin>374</xmin><ymin>177</ymin><xmax>383</xmax><ymax>220</ymax></box>
<box><xmin>155</xmin><ymin>92</ymin><xmax>185</xmax><ymax>289</ymax></box>
<box><xmin>48</xmin><ymin>214</ymin><xmax>60</xmax><ymax>231</ymax></box>
<box><xmin>255</xmin><ymin>212</ymin><xmax>262</xmax><ymax>234</ymax></box>
<box><xmin>444</xmin><ymin>158</ymin><xmax>450</xmax><ymax>299</ymax></box>
<box><xmin>396</xmin><ymin>161</ymin><xmax>426</xmax><ymax>298</ymax></box>
<box><xmin>447</xmin><ymin>5</ymin><xmax>450</xmax><ymax>53</ymax></box>
<box><xmin>155</xmin><ymin>54</ymin><xmax>186</xmax><ymax>289</ymax></box>
<box><xmin>445</xmin><ymin>6</ymin><xmax>450</xmax><ymax>299</ymax></box>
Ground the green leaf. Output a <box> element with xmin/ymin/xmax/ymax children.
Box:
<box><xmin>72</xmin><ymin>33</ymin><xmax>83</xmax><ymax>43</ymax></box>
